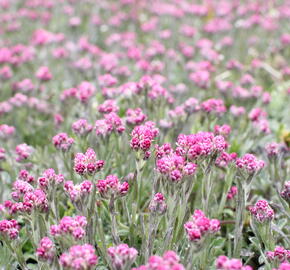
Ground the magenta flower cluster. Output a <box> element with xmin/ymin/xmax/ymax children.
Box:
<box><xmin>107</xmin><ymin>243</ymin><xmax>138</xmax><ymax>270</ymax></box>
<box><xmin>97</xmin><ymin>175</ymin><xmax>129</xmax><ymax>199</ymax></box>
<box><xmin>216</xmin><ymin>256</ymin><xmax>252</xmax><ymax>270</ymax></box>
<box><xmin>59</xmin><ymin>244</ymin><xmax>98</xmax><ymax>270</ymax></box>
<box><xmin>74</xmin><ymin>148</ymin><xmax>104</xmax><ymax>176</ymax></box>
<box><xmin>184</xmin><ymin>209</ymin><xmax>220</xmax><ymax>242</ymax></box>
<box><xmin>133</xmin><ymin>251</ymin><xmax>185</xmax><ymax>270</ymax></box>
<box><xmin>249</xmin><ymin>200</ymin><xmax>275</xmax><ymax>223</ymax></box>
<box><xmin>50</xmin><ymin>216</ymin><xmax>87</xmax><ymax>240</ymax></box>
<box><xmin>236</xmin><ymin>154</ymin><xmax>265</xmax><ymax>175</ymax></box>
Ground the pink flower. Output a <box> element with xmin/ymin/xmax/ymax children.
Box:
<box><xmin>98</xmin><ymin>99</ymin><xmax>119</xmax><ymax>114</ymax></box>
<box><xmin>36</xmin><ymin>237</ymin><xmax>55</xmax><ymax>262</ymax></box>
<box><xmin>236</xmin><ymin>153</ymin><xmax>265</xmax><ymax>175</ymax></box>
<box><xmin>99</xmin><ymin>74</ymin><xmax>118</xmax><ymax>88</ymax></box>
<box><xmin>52</xmin><ymin>133</ymin><xmax>74</xmax><ymax>151</ymax></box>
<box><xmin>265</xmin><ymin>143</ymin><xmax>282</xmax><ymax>158</ymax></box>
<box><xmin>0</xmin><ymin>124</ymin><xmax>15</xmax><ymax>139</ymax></box>
<box><xmin>38</xmin><ymin>168</ymin><xmax>64</xmax><ymax>190</ymax></box>
<box><xmin>214</xmin><ymin>125</ymin><xmax>231</xmax><ymax>137</ymax></box>
<box><xmin>74</xmin><ymin>148</ymin><xmax>104</xmax><ymax>176</ymax></box>
<box><xmin>227</xmin><ymin>186</ymin><xmax>238</xmax><ymax>200</ymax></box>
<box><xmin>201</xmin><ymin>99</ymin><xmax>226</xmax><ymax>115</ymax></box>
<box><xmin>107</xmin><ymin>244</ymin><xmax>138</xmax><ymax>270</ymax></box>
<box><xmin>0</xmin><ymin>148</ymin><xmax>5</xmax><ymax>161</ymax></box>
<box><xmin>157</xmin><ymin>153</ymin><xmax>197</xmax><ymax>182</ymax></box>
<box><xmin>72</xmin><ymin>119</ymin><xmax>93</xmax><ymax>136</ymax></box>
<box><xmin>216</xmin><ymin>255</ymin><xmax>252</xmax><ymax>270</ymax></box>
<box><xmin>50</xmin><ymin>216</ymin><xmax>87</xmax><ymax>240</ymax></box>
<box><xmin>60</xmin><ymin>244</ymin><xmax>98</xmax><ymax>270</ymax></box>
<box><xmin>133</xmin><ymin>251</ymin><xmax>185</xmax><ymax>270</ymax></box>
<box><xmin>184</xmin><ymin>210</ymin><xmax>220</xmax><ymax>242</ymax></box>
<box><xmin>64</xmin><ymin>180</ymin><xmax>93</xmax><ymax>203</ymax></box>
<box><xmin>130</xmin><ymin>122</ymin><xmax>159</xmax><ymax>158</ymax></box>
<box><xmin>183</xmin><ymin>98</ymin><xmax>200</xmax><ymax>114</ymax></box>
<box><xmin>249</xmin><ymin>200</ymin><xmax>274</xmax><ymax>223</ymax></box>
<box><xmin>95</xmin><ymin>113</ymin><xmax>125</xmax><ymax>137</ymax></box>
<box><xmin>76</xmin><ymin>81</ymin><xmax>96</xmax><ymax>104</ymax></box>
<box><xmin>36</xmin><ymin>66</ymin><xmax>52</xmax><ymax>81</ymax></box>
<box><xmin>176</xmin><ymin>132</ymin><xmax>228</xmax><ymax>161</ymax></box>
<box><xmin>97</xmin><ymin>175</ymin><xmax>129</xmax><ymax>199</ymax></box>
<box><xmin>281</xmin><ymin>181</ymin><xmax>290</xmax><ymax>202</ymax></box>
<box><xmin>0</xmin><ymin>219</ymin><xmax>20</xmax><ymax>239</ymax></box>
<box><xmin>189</xmin><ymin>70</ymin><xmax>210</xmax><ymax>89</ymax></box>
<box><xmin>126</xmin><ymin>108</ymin><xmax>147</xmax><ymax>126</ymax></box>
<box><xmin>266</xmin><ymin>246</ymin><xmax>290</xmax><ymax>262</ymax></box>
<box><xmin>149</xmin><ymin>193</ymin><xmax>167</xmax><ymax>214</ymax></box>
<box><xmin>15</xmin><ymin>143</ymin><xmax>34</xmax><ymax>162</ymax></box>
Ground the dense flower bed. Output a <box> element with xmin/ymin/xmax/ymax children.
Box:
<box><xmin>0</xmin><ymin>0</ymin><xmax>290</xmax><ymax>269</ymax></box>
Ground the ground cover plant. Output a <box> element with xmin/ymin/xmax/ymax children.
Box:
<box><xmin>0</xmin><ymin>0</ymin><xmax>290</xmax><ymax>269</ymax></box>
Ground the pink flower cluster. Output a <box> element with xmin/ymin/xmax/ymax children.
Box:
<box><xmin>0</xmin><ymin>148</ymin><xmax>5</xmax><ymax>160</ymax></box>
<box><xmin>72</xmin><ymin>119</ymin><xmax>93</xmax><ymax>136</ymax></box>
<box><xmin>0</xmin><ymin>219</ymin><xmax>19</xmax><ymax>239</ymax></box>
<box><xmin>248</xmin><ymin>108</ymin><xmax>270</xmax><ymax>134</ymax></box>
<box><xmin>214</xmin><ymin>125</ymin><xmax>231</xmax><ymax>137</ymax></box>
<box><xmin>60</xmin><ymin>244</ymin><xmax>98</xmax><ymax>270</ymax></box>
<box><xmin>18</xmin><ymin>169</ymin><xmax>35</xmax><ymax>183</ymax></box>
<box><xmin>133</xmin><ymin>251</ymin><xmax>185</xmax><ymax>270</ymax></box>
<box><xmin>265</xmin><ymin>142</ymin><xmax>282</xmax><ymax>158</ymax></box>
<box><xmin>156</xmin><ymin>153</ymin><xmax>197</xmax><ymax>182</ymax></box>
<box><xmin>215</xmin><ymin>152</ymin><xmax>237</xmax><ymax>168</ymax></box>
<box><xmin>176</xmin><ymin>132</ymin><xmax>228</xmax><ymax>161</ymax></box>
<box><xmin>38</xmin><ymin>168</ymin><xmax>64</xmax><ymax>190</ymax></box>
<box><xmin>5</xmin><ymin>184</ymin><xmax>48</xmax><ymax>214</ymax></box>
<box><xmin>11</xmin><ymin>179</ymin><xmax>33</xmax><ymax>201</ymax></box>
<box><xmin>227</xmin><ymin>186</ymin><xmax>238</xmax><ymax>200</ymax></box>
<box><xmin>184</xmin><ymin>209</ymin><xmax>220</xmax><ymax>242</ymax></box>
<box><xmin>97</xmin><ymin>99</ymin><xmax>119</xmax><ymax>114</ymax></box>
<box><xmin>36</xmin><ymin>237</ymin><xmax>55</xmax><ymax>262</ymax></box>
<box><xmin>52</xmin><ymin>133</ymin><xmax>74</xmax><ymax>151</ymax></box>
<box><xmin>74</xmin><ymin>148</ymin><xmax>104</xmax><ymax>176</ymax></box>
<box><xmin>64</xmin><ymin>180</ymin><xmax>93</xmax><ymax>202</ymax></box>
<box><xmin>267</xmin><ymin>246</ymin><xmax>290</xmax><ymax>263</ymax></box>
<box><xmin>50</xmin><ymin>216</ymin><xmax>87</xmax><ymax>240</ymax></box>
<box><xmin>216</xmin><ymin>256</ymin><xmax>252</xmax><ymax>270</ymax></box>
<box><xmin>149</xmin><ymin>193</ymin><xmax>167</xmax><ymax>214</ymax></box>
<box><xmin>235</xmin><ymin>154</ymin><xmax>265</xmax><ymax>175</ymax></box>
<box><xmin>0</xmin><ymin>124</ymin><xmax>15</xmax><ymax>139</ymax></box>
<box><xmin>97</xmin><ymin>175</ymin><xmax>129</xmax><ymax>199</ymax></box>
<box><xmin>15</xmin><ymin>143</ymin><xmax>34</xmax><ymax>162</ymax></box>
<box><xmin>201</xmin><ymin>99</ymin><xmax>226</xmax><ymax>115</ymax></box>
<box><xmin>281</xmin><ymin>181</ymin><xmax>290</xmax><ymax>202</ymax></box>
<box><xmin>249</xmin><ymin>200</ymin><xmax>274</xmax><ymax>223</ymax></box>
<box><xmin>126</xmin><ymin>108</ymin><xmax>147</xmax><ymax>126</ymax></box>
<box><xmin>36</xmin><ymin>66</ymin><xmax>52</xmax><ymax>81</ymax></box>
<box><xmin>183</xmin><ymin>97</ymin><xmax>200</xmax><ymax>114</ymax></box>
<box><xmin>107</xmin><ymin>243</ymin><xmax>138</xmax><ymax>270</ymax></box>
<box><xmin>95</xmin><ymin>112</ymin><xmax>125</xmax><ymax>136</ymax></box>
<box><xmin>130</xmin><ymin>121</ymin><xmax>159</xmax><ymax>158</ymax></box>
<box><xmin>61</xmin><ymin>81</ymin><xmax>96</xmax><ymax>104</ymax></box>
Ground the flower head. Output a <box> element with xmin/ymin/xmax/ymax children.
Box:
<box><xmin>184</xmin><ymin>210</ymin><xmax>220</xmax><ymax>242</ymax></box>
<box><xmin>36</xmin><ymin>237</ymin><xmax>55</xmax><ymax>262</ymax></box>
<box><xmin>249</xmin><ymin>200</ymin><xmax>274</xmax><ymax>223</ymax></box>
<box><xmin>133</xmin><ymin>251</ymin><xmax>185</xmax><ymax>270</ymax></box>
<box><xmin>97</xmin><ymin>175</ymin><xmax>129</xmax><ymax>199</ymax></box>
<box><xmin>74</xmin><ymin>148</ymin><xmax>104</xmax><ymax>176</ymax></box>
<box><xmin>52</xmin><ymin>133</ymin><xmax>74</xmax><ymax>151</ymax></box>
<box><xmin>60</xmin><ymin>244</ymin><xmax>98</xmax><ymax>270</ymax></box>
<box><xmin>107</xmin><ymin>244</ymin><xmax>138</xmax><ymax>270</ymax></box>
